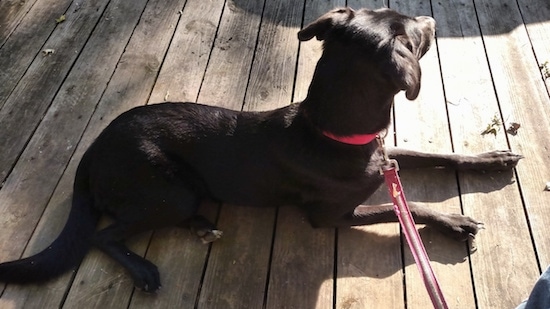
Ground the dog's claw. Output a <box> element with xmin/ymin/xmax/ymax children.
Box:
<box><xmin>468</xmin><ymin>233</ymin><xmax>477</xmax><ymax>253</ymax></box>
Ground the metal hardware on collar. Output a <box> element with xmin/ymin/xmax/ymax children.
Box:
<box><xmin>376</xmin><ymin>133</ymin><xmax>394</xmax><ymax>174</ymax></box>
<box><xmin>377</xmin><ymin>134</ymin><xmax>449</xmax><ymax>309</ymax></box>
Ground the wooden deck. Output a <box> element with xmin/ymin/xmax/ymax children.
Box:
<box><xmin>1</xmin><ymin>0</ymin><xmax>549</xmax><ymax>308</ymax></box>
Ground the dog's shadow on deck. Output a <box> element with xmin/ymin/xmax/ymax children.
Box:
<box><xmin>19</xmin><ymin>168</ymin><xmax>514</xmax><ymax>306</ymax></box>
<box><xmin>197</xmin><ymin>168</ymin><xmax>515</xmax><ymax>308</ymax></box>
<box><xmin>257</xmin><ymin>210</ymin><xmax>471</xmax><ymax>308</ymax></box>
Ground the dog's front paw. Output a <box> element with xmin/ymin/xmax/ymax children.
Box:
<box><xmin>437</xmin><ymin>213</ymin><xmax>484</xmax><ymax>243</ymax></box>
<box><xmin>470</xmin><ymin>150</ymin><xmax>523</xmax><ymax>170</ymax></box>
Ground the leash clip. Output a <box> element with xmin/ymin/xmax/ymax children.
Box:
<box><xmin>376</xmin><ymin>132</ymin><xmax>399</xmax><ymax>174</ymax></box>
<box><xmin>380</xmin><ymin>159</ymin><xmax>399</xmax><ymax>175</ymax></box>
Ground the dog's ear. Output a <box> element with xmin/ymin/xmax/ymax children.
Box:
<box><xmin>386</xmin><ymin>22</ymin><xmax>422</xmax><ymax>100</ymax></box>
<box><xmin>413</xmin><ymin>16</ymin><xmax>435</xmax><ymax>59</ymax></box>
<box><xmin>298</xmin><ymin>7</ymin><xmax>354</xmax><ymax>41</ymax></box>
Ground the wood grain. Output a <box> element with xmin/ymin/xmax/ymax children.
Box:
<box><xmin>129</xmin><ymin>1</ymin><xmax>226</xmax><ymax>307</ymax></box>
<box><xmin>0</xmin><ymin>0</ymin><xmax>109</xmax><ymax>182</ymax></box>
<box><xmin>437</xmin><ymin>0</ymin><xmax>542</xmax><ymax>307</ymax></box>
<box><xmin>517</xmin><ymin>0</ymin><xmax>550</xmax><ymax>96</ymax></box>
<box><xmin>50</xmin><ymin>0</ymin><xmax>186</xmax><ymax>306</ymax></box>
<box><xmin>0</xmin><ymin>0</ymin><xmax>39</xmax><ymax>46</ymax></box>
<box><xmin>0</xmin><ymin>0</ymin><xmax>150</xmax><ymax>306</ymax></box>
<box><xmin>148</xmin><ymin>0</ymin><xmax>225</xmax><ymax>104</ymax></box>
<box><xmin>198</xmin><ymin>0</ymin><xmax>265</xmax><ymax>109</ymax></box>
<box><xmin>334</xmin><ymin>3</ymin><xmax>405</xmax><ymax>309</ymax></box>
<box><xmin>0</xmin><ymin>0</ymin><xmax>548</xmax><ymax>308</ymax></box>
<box><xmin>193</xmin><ymin>1</ymin><xmax>273</xmax><ymax>308</ymax></box>
<box><xmin>263</xmin><ymin>2</ymin><xmax>342</xmax><ymax>308</ymax></box>
<box><xmin>0</xmin><ymin>0</ymin><xmax>73</xmax><ymax>108</ymax></box>
<box><xmin>390</xmin><ymin>1</ymin><xmax>479</xmax><ymax>308</ymax></box>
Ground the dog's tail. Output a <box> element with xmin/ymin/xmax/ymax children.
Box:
<box><xmin>0</xmin><ymin>150</ymin><xmax>100</xmax><ymax>284</ymax></box>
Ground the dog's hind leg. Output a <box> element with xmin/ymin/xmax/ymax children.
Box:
<box><xmin>91</xmin><ymin>180</ymin><xmax>202</xmax><ymax>292</ymax></box>
<box><xmin>387</xmin><ymin>148</ymin><xmax>523</xmax><ymax>171</ymax></box>
<box><xmin>91</xmin><ymin>223</ymin><xmax>162</xmax><ymax>292</ymax></box>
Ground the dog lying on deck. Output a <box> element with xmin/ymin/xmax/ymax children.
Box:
<box><xmin>0</xmin><ymin>8</ymin><xmax>522</xmax><ymax>292</ymax></box>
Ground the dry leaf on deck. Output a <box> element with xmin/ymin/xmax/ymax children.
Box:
<box><xmin>506</xmin><ymin>122</ymin><xmax>521</xmax><ymax>136</ymax></box>
<box><xmin>540</xmin><ymin>61</ymin><xmax>550</xmax><ymax>79</ymax></box>
<box><xmin>55</xmin><ymin>15</ymin><xmax>66</xmax><ymax>24</ymax></box>
<box><xmin>481</xmin><ymin>114</ymin><xmax>502</xmax><ymax>136</ymax></box>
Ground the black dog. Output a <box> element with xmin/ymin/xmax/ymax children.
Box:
<box><xmin>0</xmin><ymin>8</ymin><xmax>521</xmax><ymax>292</ymax></box>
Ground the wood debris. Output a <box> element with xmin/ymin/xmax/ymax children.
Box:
<box><xmin>42</xmin><ymin>49</ymin><xmax>55</xmax><ymax>56</ymax></box>
<box><xmin>481</xmin><ymin>114</ymin><xmax>502</xmax><ymax>136</ymax></box>
<box><xmin>540</xmin><ymin>61</ymin><xmax>550</xmax><ymax>79</ymax></box>
<box><xmin>55</xmin><ymin>15</ymin><xmax>66</xmax><ymax>24</ymax></box>
<box><xmin>506</xmin><ymin>122</ymin><xmax>521</xmax><ymax>135</ymax></box>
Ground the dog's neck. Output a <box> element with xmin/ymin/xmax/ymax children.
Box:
<box><xmin>299</xmin><ymin>45</ymin><xmax>397</xmax><ymax>145</ymax></box>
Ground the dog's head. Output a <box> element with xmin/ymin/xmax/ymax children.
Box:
<box><xmin>298</xmin><ymin>7</ymin><xmax>435</xmax><ymax>100</ymax></box>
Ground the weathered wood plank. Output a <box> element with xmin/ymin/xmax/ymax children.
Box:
<box><xmin>0</xmin><ymin>0</ymin><xmax>73</xmax><ymax>108</ymax></box>
<box><xmin>128</xmin><ymin>0</ymin><xmax>226</xmax><ymax>307</ymax></box>
<box><xmin>0</xmin><ymin>0</ymin><xmax>39</xmax><ymax>46</ymax></box>
<box><xmin>50</xmin><ymin>0</ymin><xmax>188</xmax><ymax>307</ymax></box>
<box><xmin>191</xmin><ymin>0</ymin><xmax>270</xmax><ymax>307</ymax></box>
<box><xmin>337</xmin><ymin>188</ymin><xmax>405</xmax><ymax>309</ymax></box>
<box><xmin>266</xmin><ymin>207</ymin><xmax>335</xmax><ymax>309</ymax></box>
<box><xmin>148</xmin><ymin>0</ymin><xmax>225</xmax><ymax>104</ymax></box>
<box><xmin>198</xmin><ymin>0</ymin><xmax>305</xmax><ymax>308</ymax></box>
<box><xmin>334</xmin><ymin>2</ymin><xmax>405</xmax><ymax>309</ymax></box>
<box><xmin>0</xmin><ymin>0</ymin><xmax>150</xmax><ymax>306</ymax></box>
<box><xmin>263</xmin><ymin>2</ymin><xmax>340</xmax><ymax>309</ymax></box>
<box><xmin>197</xmin><ymin>0</ymin><xmax>265</xmax><ymax>110</ymax></box>
<box><xmin>0</xmin><ymin>1</ymin><xmax>546</xmax><ymax>308</ymax></box>
<box><xmin>294</xmin><ymin>0</ymin><xmax>341</xmax><ymax>103</ymax></box>
<box><xmin>0</xmin><ymin>0</ymin><xmax>109</xmax><ymax>184</ymax></box>
<box><xmin>244</xmin><ymin>1</ymin><xmax>310</xmax><ymax>308</ymax></box>
<box><xmin>197</xmin><ymin>205</ymin><xmax>276</xmax><ymax>309</ymax></box>
<box><xmin>194</xmin><ymin>1</ymin><xmax>270</xmax><ymax>307</ymax></box>
<box><xmin>473</xmin><ymin>0</ymin><xmax>550</xmax><ymax>304</ymax></box>
<box><xmin>517</xmin><ymin>0</ymin><xmax>550</xmax><ymax>91</ymax></box>
<box><xmin>436</xmin><ymin>0</ymin><xmax>542</xmax><ymax>307</ymax></box>
<box><xmin>242</xmin><ymin>0</ymin><xmax>303</xmax><ymax>112</ymax></box>
<box><xmin>389</xmin><ymin>2</ymin><xmax>478</xmax><ymax>308</ymax></box>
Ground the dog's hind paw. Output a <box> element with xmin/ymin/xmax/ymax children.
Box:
<box><xmin>196</xmin><ymin>229</ymin><xmax>223</xmax><ymax>244</ymax></box>
<box><xmin>130</xmin><ymin>259</ymin><xmax>161</xmax><ymax>293</ymax></box>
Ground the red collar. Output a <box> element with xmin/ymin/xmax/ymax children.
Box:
<box><xmin>322</xmin><ymin>131</ymin><xmax>378</xmax><ymax>145</ymax></box>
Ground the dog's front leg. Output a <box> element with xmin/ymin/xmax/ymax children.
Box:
<box><xmin>310</xmin><ymin>203</ymin><xmax>483</xmax><ymax>242</ymax></box>
<box><xmin>387</xmin><ymin>148</ymin><xmax>523</xmax><ymax>171</ymax></box>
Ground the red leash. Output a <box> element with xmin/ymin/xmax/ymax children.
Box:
<box><xmin>378</xmin><ymin>137</ymin><xmax>449</xmax><ymax>309</ymax></box>
<box><xmin>322</xmin><ymin>128</ymin><xmax>450</xmax><ymax>308</ymax></box>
